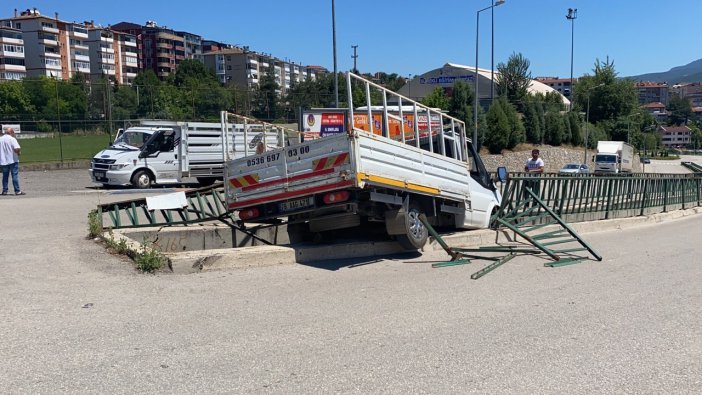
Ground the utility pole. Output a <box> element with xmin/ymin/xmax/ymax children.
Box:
<box><xmin>351</xmin><ymin>45</ymin><xmax>358</xmax><ymax>74</ymax></box>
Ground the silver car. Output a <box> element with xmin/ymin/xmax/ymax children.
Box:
<box><xmin>559</xmin><ymin>163</ymin><xmax>589</xmax><ymax>175</ymax></box>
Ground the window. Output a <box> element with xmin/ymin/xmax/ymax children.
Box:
<box><xmin>3</xmin><ymin>44</ymin><xmax>24</xmax><ymax>53</ymax></box>
<box><xmin>72</xmin><ymin>61</ymin><xmax>89</xmax><ymax>69</ymax></box>
<box><xmin>41</xmin><ymin>22</ymin><xmax>55</xmax><ymax>29</ymax></box>
<box><xmin>44</xmin><ymin>58</ymin><xmax>60</xmax><ymax>67</ymax></box>
<box><xmin>0</xmin><ymin>58</ymin><xmax>25</xmax><ymax>66</ymax></box>
<box><xmin>0</xmin><ymin>71</ymin><xmax>26</xmax><ymax>80</ymax></box>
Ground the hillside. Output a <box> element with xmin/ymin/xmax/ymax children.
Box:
<box><xmin>627</xmin><ymin>58</ymin><xmax>702</xmax><ymax>84</ymax></box>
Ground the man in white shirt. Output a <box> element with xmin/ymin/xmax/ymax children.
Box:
<box><xmin>524</xmin><ymin>149</ymin><xmax>544</xmax><ymax>173</ymax></box>
<box><xmin>0</xmin><ymin>127</ymin><xmax>24</xmax><ymax>196</ymax></box>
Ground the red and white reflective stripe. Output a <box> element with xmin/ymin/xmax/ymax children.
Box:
<box><xmin>313</xmin><ymin>152</ymin><xmax>349</xmax><ymax>171</ymax></box>
<box><xmin>229</xmin><ymin>174</ymin><xmax>259</xmax><ymax>189</ymax></box>
<box><xmin>229</xmin><ymin>180</ymin><xmax>354</xmax><ymax>209</ymax></box>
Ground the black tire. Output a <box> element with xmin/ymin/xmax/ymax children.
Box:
<box><xmin>131</xmin><ymin>170</ymin><xmax>153</xmax><ymax>189</ymax></box>
<box><xmin>197</xmin><ymin>177</ymin><xmax>218</xmax><ymax>187</ymax></box>
<box><xmin>396</xmin><ymin>204</ymin><xmax>429</xmax><ymax>250</ymax></box>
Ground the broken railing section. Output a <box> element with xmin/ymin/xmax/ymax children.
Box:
<box><xmin>426</xmin><ymin>185</ymin><xmax>603</xmax><ymax>279</ymax></box>
<box><xmin>98</xmin><ymin>183</ymin><xmax>233</xmax><ymax>229</ymax></box>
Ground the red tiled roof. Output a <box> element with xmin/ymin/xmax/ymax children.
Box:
<box><xmin>635</xmin><ymin>81</ymin><xmax>668</xmax><ymax>88</ymax></box>
<box><xmin>660</xmin><ymin>125</ymin><xmax>691</xmax><ymax>132</ymax></box>
<box><xmin>643</xmin><ymin>102</ymin><xmax>665</xmax><ymax>109</ymax></box>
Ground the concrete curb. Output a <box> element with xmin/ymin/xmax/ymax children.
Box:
<box><xmin>108</xmin><ymin>207</ymin><xmax>702</xmax><ymax>274</ymax></box>
<box><xmin>22</xmin><ymin>160</ymin><xmax>91</xmax><ymax>172</ymax></box>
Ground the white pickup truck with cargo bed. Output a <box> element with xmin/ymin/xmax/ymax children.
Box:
<box><xmin>90</xmin><ymin>116</ymin><xmax>294</xmax><ymax>188</ymax></box>
<box><xmin>224</xmin><ymin>73</ymin><xmax>503</xmax><ymax>249</ymax></box>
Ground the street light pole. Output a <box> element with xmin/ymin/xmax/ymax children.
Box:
<box><xmin>331</xmin><ymin>0</ymin><xmax>339</xmax><ymax>108</ymax></box>
<box><xmin>566</xmin><ymin>8</ymin><xmax>577</xmax><ymax>111</ymax></box>
<box><xmin>474</xmin><ymin>0</ymin><xmax>505</xmax><ymax>149</ymax></box>
<box><xmin>584</xmin><ymin>83</ymin><xmax>605</xmax><ymax>164</ymax></box>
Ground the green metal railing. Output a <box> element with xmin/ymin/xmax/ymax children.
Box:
<box><xmin>681</xmin><ymin>161</ymin><xmax>702</xmax><ymax>173</ymax></box>
<box><xmin>500</xmin><ymin>172</ymin><xmax>702</xmax><ymax>223</ymax></box>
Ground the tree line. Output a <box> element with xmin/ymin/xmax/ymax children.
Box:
<box><xmin>1</xmin><ymin>56</ymin><xmax>700</xmax><ymax>153</ymax></box>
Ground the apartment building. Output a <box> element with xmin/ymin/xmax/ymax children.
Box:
<box><xmin>534</xmin><ymin>76</ymin><xmax>576</xmax><ymax>98</ymax></box>
<box><xmin>198</xmin><ymin>48</ymin><xmax>318</xmax><ymax>95</ymax></box>
<box><xmin>113</xmin><ymin>21</ymin><xmax>201</xmax><ymax>79</ymax></box>
<box><xmin>671</xmin><ymin>82</ymin><xmax>702</xmax><ymax>108</ymax></box>
<box><xmin>1</xmin><ymin>8</ymin><xmax>93</xmax><ymax>79</ymax></box>
<box><xmin>85</xmin><ymin>24</ymin><xmax>139</xmax><ymax>85</ymax></box>
<box><xmin>635</xmin><ymin>81</ymin><xmax>668</xmax><ymax>106</ymax></box>
<box><xmin>0</xmin><ymin>20</ymin><xmax>25</xmax><ymax>80</ymax></box>
<box><xmin>658</xmin><ymin>125</ymin><xmax>691</xmax><ymax>148</ymax></box>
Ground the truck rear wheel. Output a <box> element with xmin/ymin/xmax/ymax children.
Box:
<box><xmin>131</xmin><ymin>170</ymin><xmax>153</xmax><ymax>189</ymax></box>
<box><xmin>396</xmin><ymin>204</ymin><xmax>428</xmax><ymax>250</ymax></box>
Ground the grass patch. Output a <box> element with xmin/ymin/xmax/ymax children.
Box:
<box><xmin>87</xmin><ymin>209</ymin><xmax>102</xmax><ymax>238</ymax></box>
<box><xmin>134</xmin><ymin>242</ymin><xmax>165</xmax><ymax>273</ymax></box>
<box><xmin>20</xmin><ymin>134</ymin><xmax>113</xmax><ymax>163</ymax></box>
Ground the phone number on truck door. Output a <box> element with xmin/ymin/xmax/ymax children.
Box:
<box><xmin>246</xmin><ymin>152</ymin><xmax>280</xmax><ymax>167</ymax></box>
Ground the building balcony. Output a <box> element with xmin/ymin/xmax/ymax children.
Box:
<box><xmin>44</xmin><ymin>51</ymin><xmax>61</xmax><ymax>58</ymax></box>
<box><xmin>157</xmin><ymin>61</ymin><xmax>172</xmax><ymax>67</ymax></box>
<box><xmin>73</xmin><ymin>54</ymin><xmax>90</xmax><ymax>62</ymax></box>
<box><xmin>41</xmin><ymin>38</ymin><xmax>59</xmax><ymax>46</ymax></box>
<box><xmin>42</xmin><ymin>26</ymin><xmax>59</xmax><ymax>34</ymax></box>
<box><xmin>71</xmin><ymin>43</ymin><xmax>89</xmax><ymax>50</ymax></box>
<box><xmin>0</xmin><ymin>49</ymin><xmax>24</xmax><ymax>57</ymax></box>
<box><xmin>69</xmin><ymin>30</ymin><xmax>88</xmax><ymax>39</ymax></box>
<box><xmin>0</xmin><ymin>64</ymin><xmax>26</xmax><ymax>72</ymax></box>
<box><xmin>0</xmin><ymin>37</ymin><xmax>23</xmax><ymax>45</ymax></box>
<box><xmin>121</xmin><ymin>40</ymin><xmax>137</xmax><ymax>47</ymax></box>
<box><xmin>157</xmin><ymin>42</ymin><xmax>173</xmax><ymax>49</ymax></box>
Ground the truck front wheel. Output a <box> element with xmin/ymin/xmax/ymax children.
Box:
<box><xmin>396</xmin><ymin>204</ymin><xmax>429</xmax><ymax>250</ymax></box>
<box><xmin>131</xmin><ymin>170</ymin><xmax>153</xmax><ymax>189</ymax></box>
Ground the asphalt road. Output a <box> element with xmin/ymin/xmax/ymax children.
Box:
<box><xmin>0</xmin><ymin>169</ymin><xmax>700</xmax><ymax>393</ymax></box>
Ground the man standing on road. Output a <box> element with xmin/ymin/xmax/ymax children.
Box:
<box><xmin>522</xmin><ymin>149</ymin><xmax>544</xmax><ymax>202</ymax></box>
<box><xmin>0</xmin><ymin>127</ymin><xmax>25</xmax><ymax>196</ymax></box>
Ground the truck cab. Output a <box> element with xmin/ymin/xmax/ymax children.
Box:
<box><xmin>90</xmin><ymin>126</ymin><xmax>183</xmax><ymax>188</ymax></box>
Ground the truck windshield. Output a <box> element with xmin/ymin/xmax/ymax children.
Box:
<box><xmin>595</xmin><ymin>154</ymin><xmax>617</xmax><ymax>163</ymax></box>
<box><xmin>114</xmin><ymin>131</ymin><xmax>150</xmax><ymax>149</ymax></box>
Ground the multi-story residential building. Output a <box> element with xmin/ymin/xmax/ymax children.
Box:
<box><xmin>1</xmin><ymin>8</ymin><xmax>92</xmax><ymax>79</ymax></box>
<box><xmin>658</xmin><ymin>125</ymin><xmax>691</xmax><ymax>148</ymax></box>
<box><xmin>534</xmin><ymin>77</ymin><xmax>576</xmax><ymax>98</ymax></box>
<box><xmin>635</xmin><ymin>81</ymin><xmax>668</xmax><ymax>106</ymax></box>
<box><xmin>85</xmin><ymin>24</ymin><xmax>139</xmax><ymax>84</ymax></box>
<box><xmin>113</xmin><ymin>21</ymin><xmax>202</xmax><ymax>79</ymax></box>
<box><xmin>177</xmin><ymin>31</ymin><xmax>201</xmax><ymax>60</ymax></box>
<box><xmin>198</xmin><ymin>48</ymin><xmax>317</xmax><ymax>95</ymax></box>
<box><xmin>0</xmin><ymin>20</ymin><xmax>26</xmax><ymax>80</ymax></box>
<box><xmin>671</xmin><ymin>82</ymin><xmax>702</xmax><ymax>108</ymax></box>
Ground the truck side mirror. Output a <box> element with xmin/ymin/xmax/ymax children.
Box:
<box><xmin>138</xmin><ymin>150</ymin><xmax>148</xmax><ymax>159</ymax></box>
<box><xmin>496</xmin><ymin>166</ymin><xmax>508</xmax><ymax>183</ymax></box>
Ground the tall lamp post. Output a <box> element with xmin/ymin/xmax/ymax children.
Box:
<box><xmin>490</xmin><ymin>0</ymin><xmax>506</xmax><ymax>101</ymax></box>
<box><xmin>584</xmin><ymin>83</ymin><xmax>605</xmax><ymax>164</ymax></box>
<box><xmin>474</xmin><ymin>0</ymin><xmax>505</xmax><ymax>148</ymax></box>
<box><xmin>331</xmin><ymin>0</ymin><xmax>339</xmax><ymax>108</ymax></box>
<box><xmin>566</xmin><ymin>8</ymin><xmax>577</xmax><ymax>110</ymax></box>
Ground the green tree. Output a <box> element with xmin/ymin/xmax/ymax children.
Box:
<box><xmin>421</xmin><ymin>87</ymin><xmax>449</xmax><ymax>111</ymax></box>
<box><xmin>448</xmin><ymin>81</ymin><xmax>474</xmax><ymax>121</ymax></box>
<box><xmin>523</xmin><ymin>100</ymin><xmax>541</xmax><ymax>144</ymax></box>
<box><xmin>543</xmin><ymin>111</ymin><xmax>565</xmax><ymax>145</ymax></box>
<box><xmin>497</xmin><ymin>96</ymin><xmax>525</xmax><ymax>149</ymax></box>
<box><xmin>0</xmin><ymin>80</ymin><xmax>35</xmax><ymax>120</ymax></box>
<box><xmin>495</xmin><ymin>52</ymin><xmax>531</xmax><ymax>110</ymax></box>
<box><xmin>568</xmin><ymin>111</ymin><xmax>582</xmax><ymax>146</ymax></box>
<box><xmin>573</xmin><ymin>59</ymin><xmax>637</xmax><ymax>124</ymax></box>
<box><xmin>133</xmin><ymin>70</ymin><xmax>162</xmax><ymax>118</ymax></box>
<box><xmin>667</xmin><ymin>93</ymin><xmax>692</xmax><ymax>126</ymax></box>
<box><xmin>252</xmin><ymin>66</ymin><xmax>281</xmax><ymax>121</ymax></box>
<box><xmin>484</xmin><ymin>99</ymin><xmax>510</xmax><ymax>153</ymax></box>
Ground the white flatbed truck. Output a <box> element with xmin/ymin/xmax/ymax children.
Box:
<box><xmin>224</xmin><ymin>73</ymin><xmax>503</xmax><ymax>249</ymax></box>
<box><xmin>90</xmin><ymin>115</ymin><xmax>297</xmax><ymax>188</ymax></box>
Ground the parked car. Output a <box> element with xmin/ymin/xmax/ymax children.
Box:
<box><xmin>640</xmin><ymin>157</ymin><xmax>651</xmax><ymax>164</ymax></box>
<box><xmin>559</xmin><ymin>163</ymin><xmax>589</xmax><ymax>175</ymax></box>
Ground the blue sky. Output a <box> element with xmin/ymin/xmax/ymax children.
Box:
<box><xmin>9</xmin><ymin>0</ymin><xmax>701</xmax><ymax>79</ymax></box>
